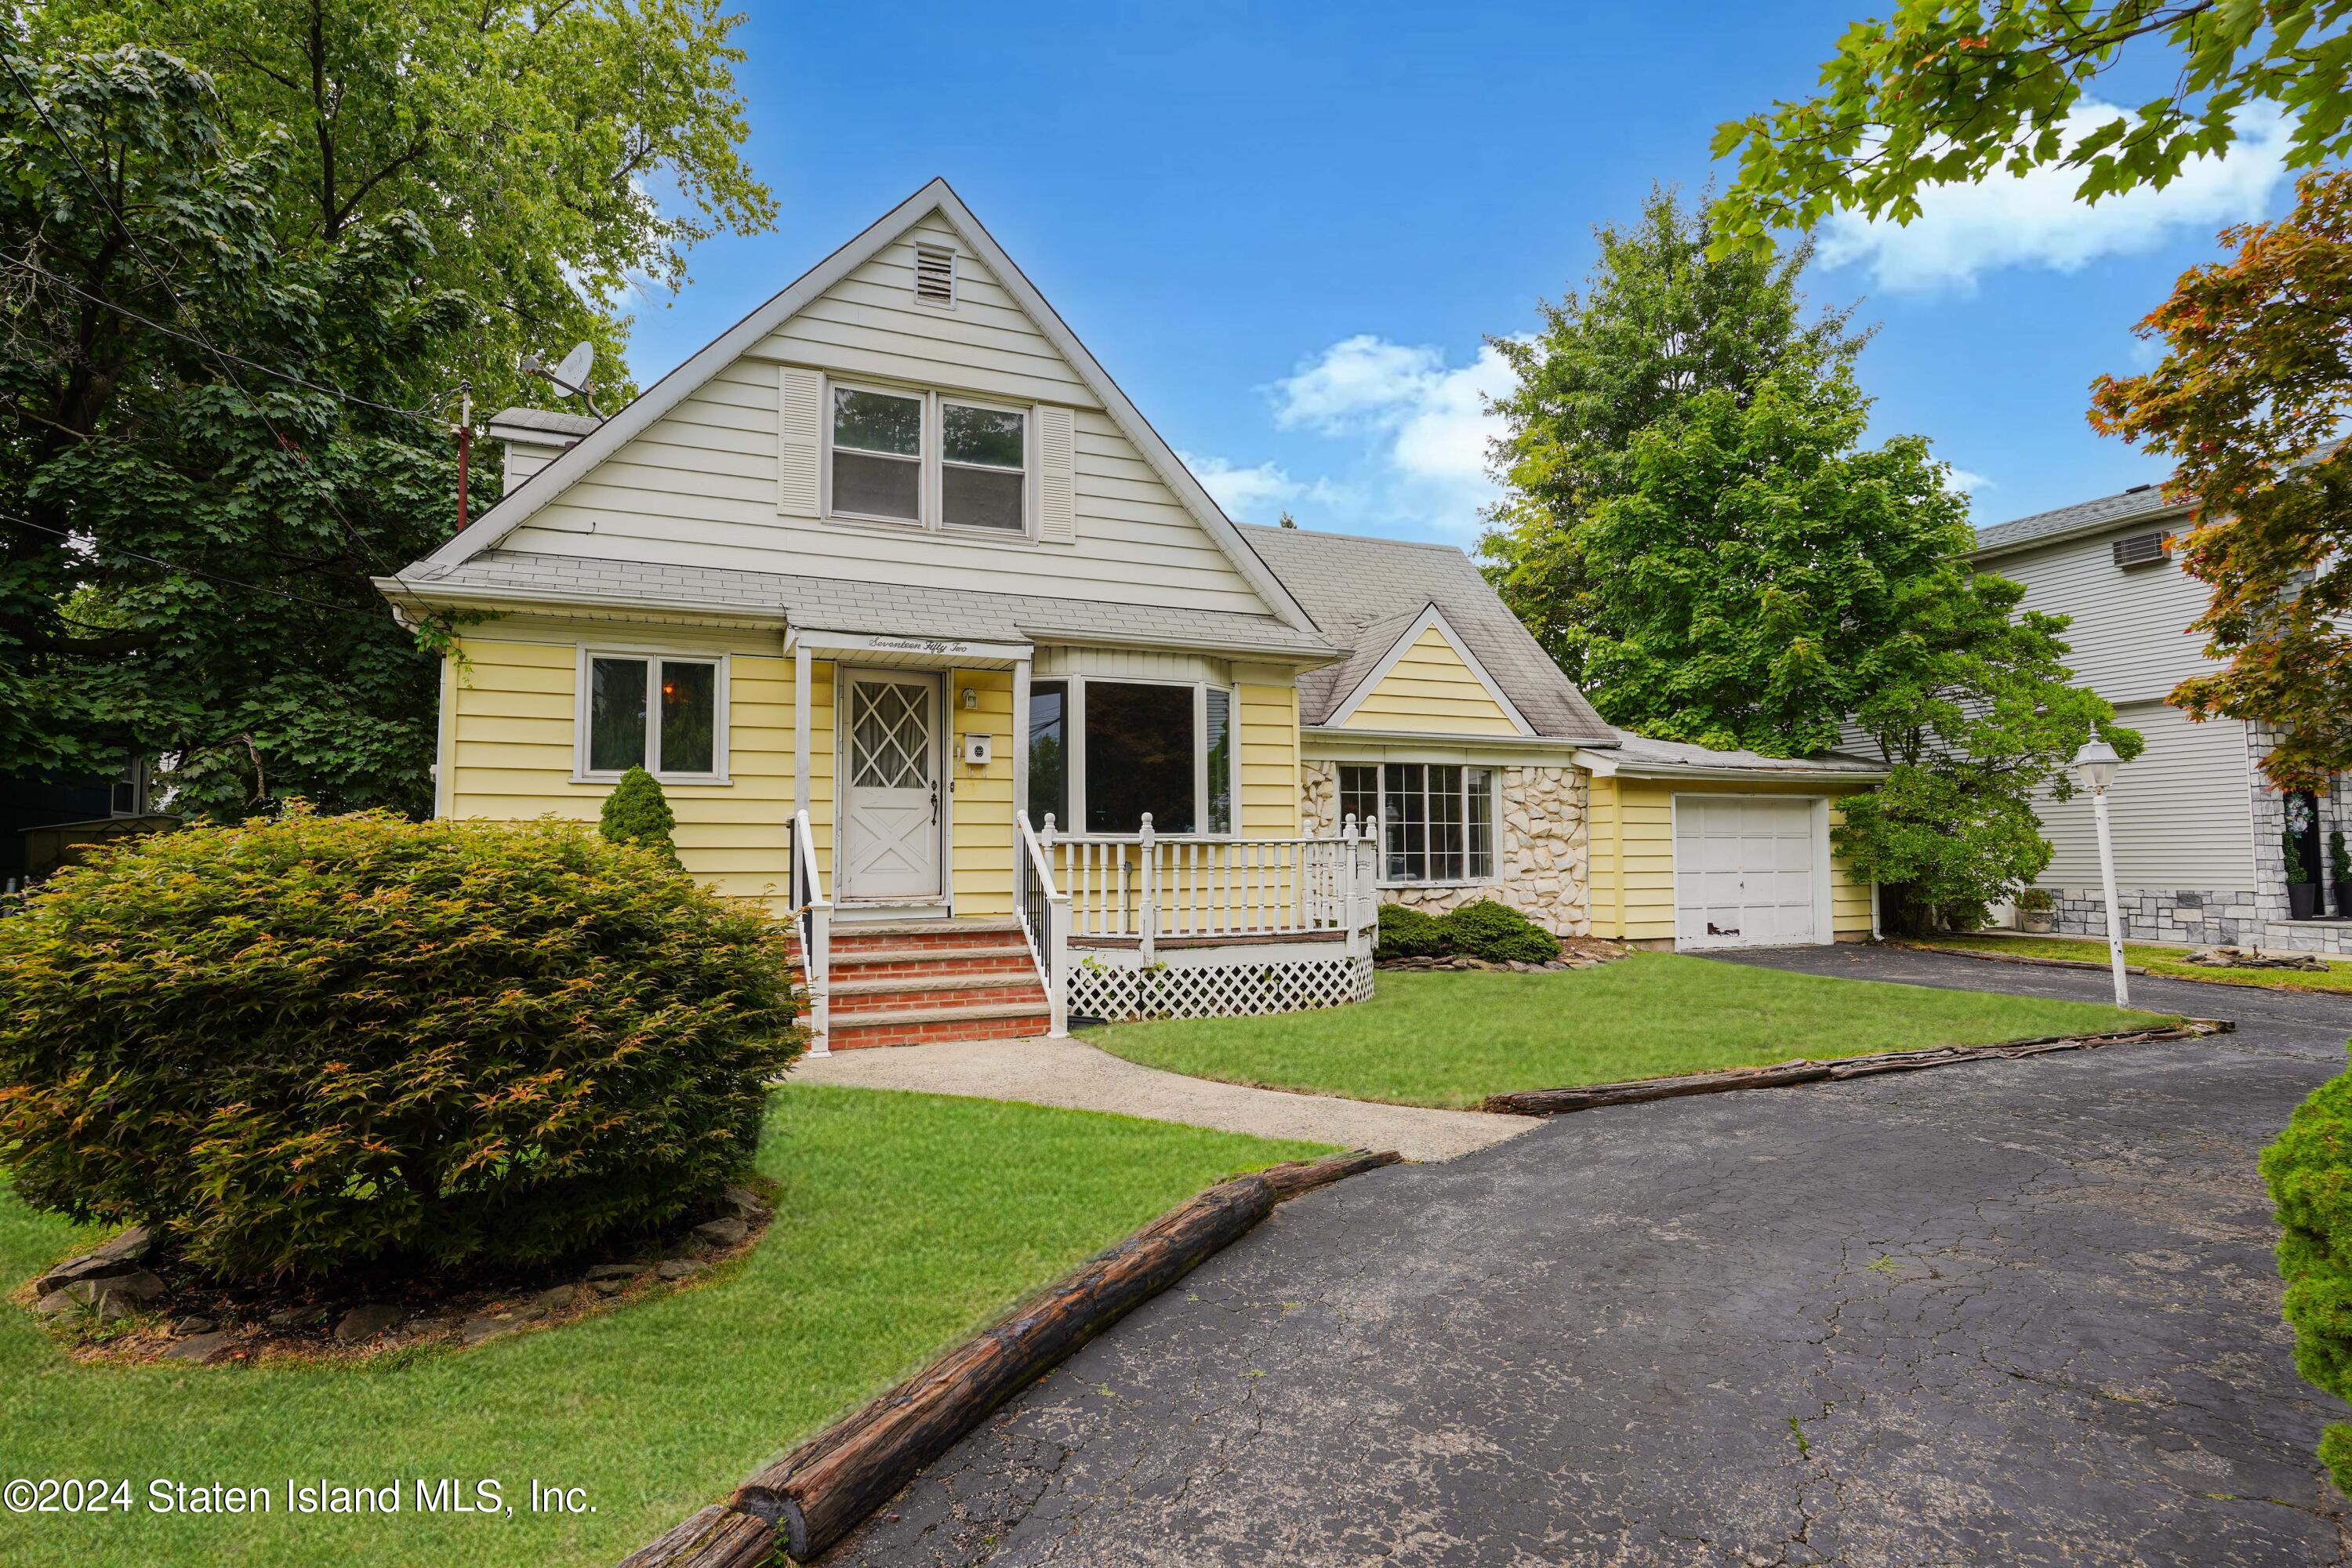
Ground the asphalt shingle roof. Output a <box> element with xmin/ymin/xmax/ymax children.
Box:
<box><xmin>1972</xmin><ymin>483</ymin><xmax>2185</xmax><ymax>556</ymax></box>
<box><xmin>1236</xmin><ymin>524</ymin><xmax>1616</xmax><ymax>742</ymax></box>
<box><xmin>392</xmin><ymin>550</ymin><xmax>1337</xmax><ymax>655</ymax></box>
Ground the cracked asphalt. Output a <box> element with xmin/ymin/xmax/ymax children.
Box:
<box><xmin>825</xmin><ymin>947</ymin><xmax>2352</xmax><ymax>1567</ymax></box>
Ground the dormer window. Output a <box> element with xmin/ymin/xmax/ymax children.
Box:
<box><xmin>824</xmin><ymin>379</ymin><xmax>1030</xmax><ymax>536</ymax></box>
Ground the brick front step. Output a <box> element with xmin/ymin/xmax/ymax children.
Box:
<box><xmin>829</xmin><ymin>1004</ymin><xmax>1049</xmax><ymax>1049</ymax></box>
<box><xmin>833</xmin><ymin>971</ymin><xmax>1047</xmax><ymax>1001</ymax></box>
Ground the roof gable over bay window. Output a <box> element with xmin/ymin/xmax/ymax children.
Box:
<box><xmin>399</xmin><ymin>180</ymin><xmax>1312</xmax><ymax>630</ymax></box>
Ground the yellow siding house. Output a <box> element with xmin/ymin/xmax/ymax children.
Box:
<box><xmin>379</xmin><ymin>180</ymin><xmax>1882</xmax><ymax>1047</ymax></box>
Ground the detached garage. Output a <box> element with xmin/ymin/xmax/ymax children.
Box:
<box><xmin>1577</xmin><ymin>737</ymin><xmax>1884</xmax><ymax>952</ymax></box>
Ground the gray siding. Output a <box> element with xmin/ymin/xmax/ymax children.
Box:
<box><xmin>2032</xmin><ymin>699</ymin><xmax>2253</xmax><ymax>893</ymax></box>
<box><xmin>1976</xmin><ymin>517</ymin><xmax>2212</xmax><ymax>704</ymax></box>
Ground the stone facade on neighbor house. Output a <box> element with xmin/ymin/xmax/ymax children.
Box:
<box><xmin>1974</xmin><ymin>489</ymin><xmax>2352</xmax><ymax>957</ymax></box>
<box><xmin>1301</xmin><ymin>760</ymin><xmax>1592</xmax><ymax>936</ymax></box>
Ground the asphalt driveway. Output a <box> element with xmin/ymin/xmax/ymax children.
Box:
<box><xmin>826</xmin><ymin>947</ymin><xmax>2352</xmax><ymax>1567</ymax></box>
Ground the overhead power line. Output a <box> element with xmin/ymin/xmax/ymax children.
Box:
<box><xmin>1</xmin><ymin>509</ymin><xmax>385</xmax><ymax>621</ymax></box>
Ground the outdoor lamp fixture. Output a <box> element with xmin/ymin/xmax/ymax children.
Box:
<box><xmin>2071</xmin><ymin>730</ymin><xmax>2129</xmax><ymax>1007</ymax></box>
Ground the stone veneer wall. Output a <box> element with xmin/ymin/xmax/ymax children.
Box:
<box><xmin>1301</xmin><ymin>760</ymin><xmax>1590</xmax><ymax>936</ymax></box>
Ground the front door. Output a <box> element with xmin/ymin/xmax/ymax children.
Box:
<box><xmin>841</xmin><ymin>671</ymin><xmax>943</xmax><ymax>902</ymax></box>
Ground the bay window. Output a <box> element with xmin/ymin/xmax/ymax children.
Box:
<box><xmin>579</xmin><ymin>651</ymin><xmax>727</xmax><ymax>782</ymax></box>
<box><xmin>1025</xmin><ymin>677</ymin><xmax>1235</xmax><ymax>836</ymax></box>
<box><xmin>1337</xmin><ymin>762</ymin><xmax>1496</xmax><ymax>884</ymax></box>
<box><xmin>827</xmin><ymin>379</ymin><xmax>1029</xmax><ymax>535</ymax></box>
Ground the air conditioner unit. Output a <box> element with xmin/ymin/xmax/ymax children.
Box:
<box><xmin>2111</xmin><ymin>531</ymin><xmax>2171</xmax><ymax>568</ymax></box>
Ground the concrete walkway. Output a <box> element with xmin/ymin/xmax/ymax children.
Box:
<box><xmin>790</xmin><ymin>1034</ymin><xmax>1531</xmax><ymax>1162</ymax></box>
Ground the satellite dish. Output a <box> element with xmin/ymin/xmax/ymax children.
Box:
<box><xmin>550</xmin><ymin>341</ymin><xmax>594</xmax><ymax>396</ymax></box>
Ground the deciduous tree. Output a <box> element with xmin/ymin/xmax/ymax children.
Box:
<box><xmin>2089</xmin><ymin>169</ymin><xmax>2352</xmax><ymax>792</ymax></box>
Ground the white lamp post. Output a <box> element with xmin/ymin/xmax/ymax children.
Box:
<box><xmin>2071</xmin><ymin>730</ymin><xmax>2129</xmax><ymax>1007</ymax></box>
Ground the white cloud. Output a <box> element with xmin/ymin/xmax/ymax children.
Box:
<box><xmin>1179</xmin><ymin>451</ymin><xmax>1304</xmax><ymax>522</ymax></box>
<box><xmin>1817</xmin><ymin>103</ymin><xmax>2292</xmax><ymax>292</ymax></box>
<box><xmin>1945</xmin><ymin>466</ymin><xmax>1992</xmax><ymax>495</ymax></box>
<box><xmin>1264</xmin><ymin>336</ymin><xmax>1524</xmax><ymax>533</ymax></box>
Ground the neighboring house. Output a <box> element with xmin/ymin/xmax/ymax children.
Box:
<box><xmin>1973</xmin><ymin>485</ymin><xmax>2349</xmax><ymax>953</ymax></box>
<box><xmin>2</xmin><ymin>760</ymin><xmax>166</xmax><ymax>888</ymax></box>
<box><xmin>376</xmin><ymin>180</ymin><xmax>1883</xmax><ymax>1047</ymax></box>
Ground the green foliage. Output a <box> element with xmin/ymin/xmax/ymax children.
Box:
<box><xmin>0</xmin><ymin>808</ymin><xmax>801</xmax><ymax>1283</ymax></box>
<box><xmin>2</xmin><ymin>17</ymin><xmax>768</xmax><ymax>816</ymax></box>
<box><xmin>2288</xmin><ymin>828</ymin><xmax>2313</xmax><ymax>886</ymax></box>
<box><xmin>601</xmin><ymin>766</ymin><xmax>681</xmax><ymax>868</ymax></box>
<box><xmin>1711</xmin><ymin>2</ymin><xmax>2352</xmax><ymax>253</ymax></box>
<box><xmin>1482</xmin><ymin>186</ymin><xmax>1867</xmax><ymax>683</ymax></box>
<box><xmin>1442</xmin><ymin>899</ymin><xmax>1562</xmax><ymax>964</ymax></box>
<box><xmin>1482</xmin><ymin>187</ymin><xmax>2132</xmax><ymax>923</ymax></box>
<box><xmin>1374</xmin><ymin>903</ymin><xmax>1452</xmax><ymax>960</ymax></box>
<box><xmin>2016</xmin><ymin>888</ymin><xmax>2054</xmax><ymax>913</ymax></box>
<box><xmin>2261</xmin><ymin>1047</ymin><xmax>2352</xmax><ymax>1494</ymax></box>
<box><xmin>2335</xmin><ymin>829</ymin><xmax>2350</xmax><ymax>884</ymax></box>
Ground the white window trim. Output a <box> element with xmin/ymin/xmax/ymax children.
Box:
<box><xmin>572</xmin><ymin>646</ymin><xmax>732</xmax><ymax>786</ymax></box>
<box><xmin>1338</xmin><ymin>760</ymin><xmax>1500</xmax><ymax>889</ymax></box>
<box><xmin>824</xmin><ymin>379</ymin><xmax>927</xmax><ymax>530</ymax></box>
<box><xmin>821</xmin><ymin>376</ymin><xmax>1039</xmax><ymax>543</ymax></box>
<box><xmin>1033</xmin><ymin>673</ymin><xmax>1236</xmax><ymax>839</ymax></box>
<box><xmin>938</xmin><ymin>392</ymin><xmax>1034</xmax><ymax>540</ymax></box>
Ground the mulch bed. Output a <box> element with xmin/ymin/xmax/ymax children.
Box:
<box><xmin>15</xmin><ymin>1180</ymin><xmax>779</xmax><ymax>1369</ymax></box>
<box><xmin>1479</xmin><ymin>1019</ymin><xmax>2233</xmax><ymax>1116</ymax></box>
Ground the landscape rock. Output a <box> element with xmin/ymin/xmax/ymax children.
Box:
<box><xmin>169</xmin><ymin>1316</ymin><xmax>218</xmax><ymax>1336</ymax></box>
<box><xmin>31</xmin><ymin>1289</ymin><xmax>78</xmax><ymax>1318</ymax></box>
<box><xmin>583</xmin><ymin>1263</ymin><xmax>647</xmax><ymax>1282</ymax></box>
<box><xmin>530</xmin><ymin>1285</ymin><xmax>579</xmax><ymax>1313</ymax></box>
<box><xmin>60</xmin><ymin>1270</ymin><xmax>165</xmax><ymax>1317</ymax></box>
<box><xmin>33</xmin><ymin>1251</ymin><xmax>146</xmax><ymax>1298</ymax></box>
<box><xmin>158</xmin><ymin>1330</ymin><xmax>238</xmax><ymax>1364</ymax></box>
<box><xmin>265</xmin><ymin>1305</ymin><xmax>326</xmax><ymax>1329</ymax></box>
<box><xmin>333</xmin><ymin>1303</ymin><xmax>404</xmax><ymax>1343</ymax></box>
<box><xmin>91</xmin><ymin>1225</ymin><xmax>157</xmax><ymax>1265</ymax></box>
<box><xmin>693</xmin><ymin>1218</ymin><xmax>748</xmax><ymax>1248</ymax></box>
<box><xmin>590</xmin><ymin>1276</ymin><xmax>630</xmax><ymax>1297</ymax></box>
<box><xmin>2182</xmin><ymin>945</ymin><xmax>2327</xmax><ymax>971</ymax></box>
<box><xmin>458</xmin><ymin>1316</ymin><xmax>519</xmax><ymax>1346</ymax></box>
<box><xmin>657</xmin><ymin>1258</ymin><xmax>706</xmax><ymax>1282</ymax></box>
<box><xmin>720</xmin><ymin>1185</ymin><xmax>768</xmax><ymax>1220</ymax></box>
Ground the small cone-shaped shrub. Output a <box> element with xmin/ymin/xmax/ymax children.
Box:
<box><xmin>601</xmin><ymin>764</ymin><xmax>681</xmax><ymax>867</ymax></box>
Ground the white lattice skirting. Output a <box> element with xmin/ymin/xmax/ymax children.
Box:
<box><xmin>1068</xmin><ymin>950</ymin><xmax>1374</xmax><ymax>1022</ymax></box>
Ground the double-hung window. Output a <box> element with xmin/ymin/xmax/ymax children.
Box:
<box><xmin>829</xmin><ymin>382</ymin><xmax>1029</xmax><ymax>535</ymax></box>
<box><xmin>1337</xmin><ymin>762</ymin><xmax>1494</xmax><ymax>884</ymax></box>
<box><xmin>579</xmin><ymin>652</ymin><xmax>728</xmax><ymax>782</ymax></box>
<box><xmin>1026</xmin><ymin>677</ymin><xmax>1234</xmax><ymax>837</ymax></box>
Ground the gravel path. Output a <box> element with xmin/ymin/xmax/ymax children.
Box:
<box><xmin>818</xmin><ymin>947</ymin><xmax>2352</xmax><ymax>1567</ymax></box>
<box><xmin>789</xmin><ymin>1033</ymin><xmax>1534</xmax><ymax>1163</ymax></box>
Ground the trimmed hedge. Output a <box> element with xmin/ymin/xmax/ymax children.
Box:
<box><xmin>1375</xmin><ymin>903</ymin><xmax>1452</xmax><ymax>961</ymax></box>
<box><xmin>2262</xmin><ymin>1051</ymin><xmax>2352</xmax><ymax>1490</ymax></box>
<box><xmin>0</xmin><ymin>808</ymin><xmax>801</xmax><ymax>1284</ymax></box>
<box><xmin>1443</xmin><ymin>898</ymin><xmax>1563</xmax><ymax>964</ymax></box>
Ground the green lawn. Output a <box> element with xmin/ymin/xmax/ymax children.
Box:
<box><xmin>1084</xmin><ymin>953</ymin><xmax>2174</xmax><ymax>1109</ymax></box>
<box><xmin>1914</xmin><ymin>932</ymin><xmax>2352</xmax><ymax>995</ymax></box>
<box><xmin>0</xmin><ymin>1086</ymin><xmax>1328</xmax><ymax>1568</ymax></box>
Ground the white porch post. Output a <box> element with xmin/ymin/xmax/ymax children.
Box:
<box><xmin>793</xmin><ymin>641</ymin><xmax>811</xmax><ymax>822</ymax></box>
<box><xmin>1011</xmin><ymin>654</ymin><xmax>1032</xmax><ymax>891</ymax></box>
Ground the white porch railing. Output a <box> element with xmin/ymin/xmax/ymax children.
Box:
<box><xmin>1034</xmin><ymin>811</ymin><xmax>1381</xmax><ymax>960</ymax></box>
<box><xmin>1014</xmin><ymin>811</ymin><xmax>1072</xmax><ymax>1038</ymax></box>
<box><xmin>790</xmin><ymin>808</ymin><xmax>831</xmax><ymax>1056</ymax></box>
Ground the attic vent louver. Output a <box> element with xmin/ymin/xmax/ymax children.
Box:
<box><xmin>2112</xmin><ymin>530</ymin><xmax>2171</xmax><ymax>568</ymax></box>
<box><xmin>913</xmin><ymin>241</ymin><xmax>956</xmax><ymax>306</ymax></box>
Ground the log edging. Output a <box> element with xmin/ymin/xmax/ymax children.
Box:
<box><xmin>1477</xmin><ymin>1020</ymin><xmax>2233</xmax><ymax>1117</ymax></box>
<box><xmin>615</xmin><ymin>1147</ymin><xmax>1401</xmax><ymax>1567</ymax></box>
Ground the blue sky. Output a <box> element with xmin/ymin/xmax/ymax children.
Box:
<box><xmin>622</xmin><ymin>2</ymin><xmax>2298</xmax><ymax>547</ymax></box>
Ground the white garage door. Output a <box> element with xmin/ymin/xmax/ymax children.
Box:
<box><xmin>1674</xmin><ymin>797</ymin><xmax>1824</xmax><ymax>950</ymax></box>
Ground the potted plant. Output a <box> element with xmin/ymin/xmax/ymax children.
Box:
<box><xmin>2334</xmin><ymin>827</ymin><xmax>2351</xmax><ymax>921</ymax></box>
<box><xmin>2287</xmin><ymin>828</ymin><xmax>2318</xmax><ymax>920</ymax></box>
<box><xmin>2016</xmin><ymin>888</ymin><xmax>2056</xmax><ymax>934</ymax></box>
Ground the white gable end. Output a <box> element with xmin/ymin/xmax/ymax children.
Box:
<box><xmin>472</xmin><ymin>187</ymin><xmax>1295</xmax><ymax>622</ymax></box>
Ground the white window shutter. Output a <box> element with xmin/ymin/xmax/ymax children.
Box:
<box><xmin>1037</xmin><ymin>405</ymin><xmax>1075</xmax><ymax>543</ymax></box>
<box><xmin>778</xmin><ymin>366</ymin><xmax>823</xmax><ymax>516</ymax></box>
